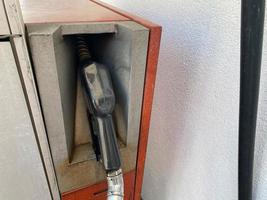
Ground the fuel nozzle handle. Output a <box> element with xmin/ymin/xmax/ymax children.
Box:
<box><xmin>96</xmin><ymin>115</ymin><xmax>121</xmax><ymax>172</ymax></box>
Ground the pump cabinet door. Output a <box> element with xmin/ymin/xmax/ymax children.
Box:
<box><xmin>0</xmin><ymin>42</ymin><xmax>52</xmax><ymax>200</ymax></box>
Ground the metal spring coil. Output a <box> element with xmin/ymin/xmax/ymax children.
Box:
<box><xmin>76</xmin><ymin>36</ymin><xmax>92</xmax><ymax>64</ymax></box>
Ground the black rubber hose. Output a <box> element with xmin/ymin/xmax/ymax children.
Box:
<box><xmin>239</xmin><ymin>0</ymin><xmax>265</xmax><ymax>200</ymax></box>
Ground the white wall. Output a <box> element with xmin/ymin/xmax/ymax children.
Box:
<box><xmin>102</xmin><ymin>1</ymin><xmax>267</xmax><ymax>199</ymax></box>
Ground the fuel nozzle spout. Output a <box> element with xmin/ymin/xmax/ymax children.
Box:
<box><xmin>76</xmin><ymin>36</ymin><xmax>124</xmax><ymax>200</ymax></box>
<box><xmin>107</xmin><ymin>169</ymin><xmax>124</xmax><ymax>200</ymax></box>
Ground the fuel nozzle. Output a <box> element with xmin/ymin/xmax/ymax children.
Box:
<box><xmin>76</xmin><ymin>36</ymin><xmax>124</xmax><ymax>200</ymax></box>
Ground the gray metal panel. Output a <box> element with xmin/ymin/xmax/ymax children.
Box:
<box><xmin>28</xmin><ymin>26</ymin><xmax>76</xmax><ymax>164</ymax></box>
<box><xmin>3</xmin><ymin>0</ymin><xmax>24</xmax><ymax>34</ymax></box>
<box><xmin>13</xmin><ymin>37</ymin><xmax>60</xmax><ymax>200</ymax></box>
<box><xmin>0</xmin><ymin>42</ymin><xmax>51</xmax><ymax>200</ymax></box>
<box><xmin>0</xmin><ymin>0</ymin><xmax>10</xmax><ymax>35</ymax></box>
